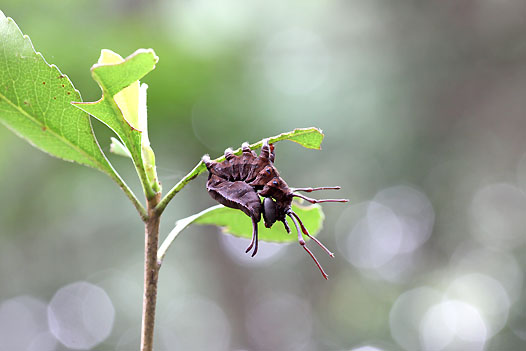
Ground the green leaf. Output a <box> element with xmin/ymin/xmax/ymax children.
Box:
<box><xmin>155</xmin><ymin>127</ymin><xmax>325</xmax><ymax>215</ymax></box>
<box><xmin>198</xmin><ymin>127</ymin><xmax>324</xmax><ymax>174</ymax></box>
<box><xmin>195</xmin><ymin>203</ymin><xmax>324</xmax><ymax>241</ymax></box>
<box><xmin>271</xmin><ymin>127</ymin><xmax>324</xmax><ymax>150</ymax></box>
<box><xmin>202</xmin><ymin>128</ymin><xmax>321</xmax><ymax>179</ymax></box>
<box><xmin>0</xmin><ymin>11</ymin><xmax>113</xmax><ymax>172</ymax></box>
<box><xmin>157</xmin><ymin>202</ymin><xmax>324</xmax><ymax>263</ymax></box>
<box><xmin>72</xmin><ymin>49</ymin><xmax>159</xmax><ymax>197</ymax></box>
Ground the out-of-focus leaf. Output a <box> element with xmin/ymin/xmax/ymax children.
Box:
<box><xmin>0</xmin><ymin>11</ymin><xmax>113</xmax><ymax>173</ymax></box>
<box><xmin>157</xmin><ymin>202</ymin><xmax>324</xmax><ymax>263</ymax></box>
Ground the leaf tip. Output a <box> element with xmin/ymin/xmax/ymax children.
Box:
<box><xmin>144</xmin><ymin>48</ymin><xmax>159</xmax><ymax>64</ymax></box>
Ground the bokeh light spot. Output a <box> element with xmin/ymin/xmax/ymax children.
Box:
<box><xmin>48</xmin><ymin>281</ymin><xmax>115</xmax><ymax>350</ymax></box>
<box><xmin>389</xmin><ymin>287</ymin><xmax>442</xmax><ymax>351</ymax></box>
<box><xmin>0</xmin><ymin>296</ymin><xmax>54</xmax><ymax>351</ymax></box>
<box><xmin>450</xmin><ymin>246</ymin><xmax>523</xmax><ymax>303</ymax></box>
<box><xmin>351</xmin><ymin>346</ymin><xmax>384</xmax><ymax>351</ymax></box>
<box><xmin>372</xmin><ymin>185</ymin><xmax>435</xmax><ymax>254</ymax></box>
<box><xmin>337</xmin><ymin>185</ymin><xmax>435</xmax><ymax>281</ymax></box>
<box><xmin>420</xmin><ymin>300</ymin><xmax>487</xmax><ymax>351</ymax></box>
<box><xmin>347</xmin><ymin>201</ymin><xmax>403</xmax><ymax>269</ymax></box>
<box><xmin>158</xmin><ymin>295</ymin><xmax>231</xmax><ymax>351</ymax></box>
<box><xmin>445</xmin><ymin>273</ymin><xmax>510</xmax><ymax>337</ymax></box>
<box><xmin>245</xmin><ymin>293</ymin><xmax>312</xmax><ymax>350</ymax></box>
<box><xmin>220</xmin><ymin>232</ymin><xmax>286</xmax><ymax>266</ymax></box>
<box><xmin>470</xmin><ymin>183</ymin><xmax>526</xmax><ymax>249</ymax></box>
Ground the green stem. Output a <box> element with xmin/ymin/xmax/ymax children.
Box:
<box><xmin>108</xmin><ymin>165</ymin><xmax>148</xmax><ymax>221</ymax></box>
<box><xmin>134</xmin><ymin>160</ymin><xmax>157</xmax><ymax>200</ymax></box>
<box><xmin>154</xmin><ymin>161</ymin><xmax>204</xmax><ymax>216</ymax></box>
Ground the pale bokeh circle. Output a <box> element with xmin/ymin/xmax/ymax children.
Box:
<box><xmin>48</xmin><ymin>281</ymin><xmax>115</xmax><ymax>350</ymax></box>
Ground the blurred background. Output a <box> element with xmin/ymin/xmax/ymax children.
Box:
<box><xmin>1</xmin><ymin>0</ymin><xmax>526</xmax><ymax>350</ymax></box>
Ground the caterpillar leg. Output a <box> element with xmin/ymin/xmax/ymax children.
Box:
<box><xmin>292</xmin><ymin>186</ymin><xmax>341</xmax><ymax>192</ymax></box>
<box><xmin>292</xmin><ymin>193</ymin><xmax>348</xmax><ymax>204</ymax></box>
<box><xmin>287</xmin><ymin>211</ymin><xmax>330</xmax><ymax>280</ymax></box>
<box><xmin>245</xmin><ymin>217</ymin><xmax>259</xmax><ymax>257</ymax></box>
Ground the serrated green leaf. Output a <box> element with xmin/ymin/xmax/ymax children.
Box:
<box><xmin>0</xmin><ymin>11</ymin><xmax>113</xmax><ymax>173</ymax></box>
<box><xmin>72</xmin><ymin>49</ymin><xmax>158</xmax><ymax>197</ymax></box>
<box><xmin>157</xmin><ymin>203</ymin><xmax>324</xmax><ymax>263</ymax></box>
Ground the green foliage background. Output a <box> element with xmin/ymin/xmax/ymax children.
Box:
<box><xmin>1</xmin><ymin>1</ymin><xmax>526</xmax><ymax>350</ymax></box>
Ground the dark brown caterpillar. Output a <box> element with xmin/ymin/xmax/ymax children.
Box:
<box><xmin>202</xmin><ymin>139</ymin><xmax>348</xmax><ymax>279</ymax></box>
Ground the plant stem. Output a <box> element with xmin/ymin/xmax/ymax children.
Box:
<box><xmin>140</xmin><ymin>193</ymin><xmax>161</xmax><ymax>351</ymax></box>
<box><xmin>110</xmin><ymin>171</ymin><xmax>148</xmax><ymax>221</ymax></box>
<box><xmin>154</xmin><ymin>161</ymin><xmax>205</xmax><ymax>216</ymax></box>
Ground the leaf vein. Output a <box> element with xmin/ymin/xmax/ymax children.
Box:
<box><xmin>0</xmin><ymin>90</ymin><xmax>106</xmax><ymax>169</ymax></box>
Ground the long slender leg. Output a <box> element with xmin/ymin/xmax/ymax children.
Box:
<box><xmin>287</xmin><ymin>212</ymin><xmax>329</xmax><ymax>280</ymax></box>
<box><xmin>290</xmin><ymin>211</ymin><xmax>334</xmax><ymax>257</ymax></box>
<box><xmin>245</xmin><ymin>217</ymin><xmax>259</xmax><ymax>257</ymax></box>
<box><xmin>292</xmin><ymin>186</ymin><xmax>341</xmax><ymax>192</ymax></box>
<box><xmin>293</xmin><ymin>193</ymin><xmax>349</xmax><ymax>204</ymax></box>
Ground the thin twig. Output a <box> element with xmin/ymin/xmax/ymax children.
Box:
<box><xmin>154</xmin><ymin>161</ymin><xmax>204</xmax><ymax>216</ymax></box>
<box><xmin>109</xmin><ymin>169</ymin><xmax>148</xmax><ymax>221</ymax></box>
